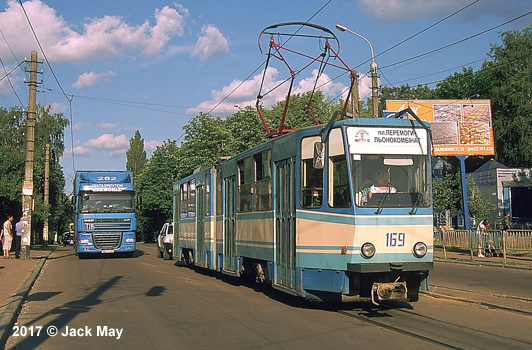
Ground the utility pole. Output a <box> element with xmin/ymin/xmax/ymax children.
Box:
<box><xmin>370</xmin><ymin>61</ymin><xmax>379</xmax><ymax>118</ymax></box>
<box><xmin>21</xmin><ymin>51</ymin><xmax>40</xmax><ymax>259</ymax></box>
<box><xmin>43</xmin><ymin>143</ymin><xmax>50</xmax><ymax>246</ymax></box>
<box><xmin>350</xmin><ymin>70</ymin><xmax>359</xmax><ymax>118</ymax></box>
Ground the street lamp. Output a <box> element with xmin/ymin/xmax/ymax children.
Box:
<box><xmin>335</xmin><ymin>24</ymin><xmax>379</xmax><ymax>118</ymax></box>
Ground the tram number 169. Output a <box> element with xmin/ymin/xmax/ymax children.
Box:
<box><xmin>385</xmin><ymin>232</ymin><xmax>405</xmax><ymax>247</ymax></box>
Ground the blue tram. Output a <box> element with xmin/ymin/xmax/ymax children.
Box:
<box><xmin>173</xmin><ymin>117</ymin><xmax>433</xmax><ymax>304</ymax></box>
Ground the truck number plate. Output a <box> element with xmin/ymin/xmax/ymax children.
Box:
<box><xmin>101</xmin><ymin>250</ymin><xmax>114</xmax><ymax>254</ymax></box>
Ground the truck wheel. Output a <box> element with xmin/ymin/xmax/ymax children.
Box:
<box><xmin>157</xmin><ymin>248</ymin><xmax>163</xmax><ymax>258</ymax></box>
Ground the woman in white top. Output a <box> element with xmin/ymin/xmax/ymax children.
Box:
<box><xmin>368</xmin><ymin>171</ymin><xmax>397</xmax><ymax>199</ymax></box>
<box><xmin>3</xmin><ymin>216</ymin><xmax>13</xmax><ymax>259</ymax></box>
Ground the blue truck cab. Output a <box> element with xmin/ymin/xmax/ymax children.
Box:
<box><xmin>73</xmin><ymin>171</ymin><xmax>137</xmax><ymax>258</ymax></box>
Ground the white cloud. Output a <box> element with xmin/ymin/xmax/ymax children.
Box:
<box><xmin>191</xmin><ymin>25</ymin><xmax>229</xmax><ymax>62</ymax></box>
<box><xmin>0</xmin><ymin>1</ymin><xmax>187</xmax><ymax>64</ymax></box>
<box><xmin>72</xmin><ymin>122</ymin><xmax>86</xmax><ymax>131</ymax></box>
<box><xmin>84</xmin><ymin>133</ymin><xmax>129</xmax><ymax>150</ymax></box>
<box><xmin>191</xmin><ymin>67</ymin><xmax>349</xmax><ymax>114</ymax></box>
<box><xmin>109</xmin><ymin>149</ymin><xmax>126</xmax><ymax>157</ymax></box>
<box><xmin>145</xmin><ymin>140</ymin><xmax>163</xmax><ymax>152</ymax></box>
<box><xmin>72</xmin><ymin>71</ymin><xmax>117</xmax><ymax>89</ymax></box>
<box><xmin>63</xmin><ymin>146</ymin><xmax>93</xmax><ymax>157</ymax></box>
<box><xmin>97</xmin><ymin>122</ymin><xmax>118</xmax><ymax>130</ymax></box>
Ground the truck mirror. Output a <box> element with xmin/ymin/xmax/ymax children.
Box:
<box><xmin>313</xmin><ymin>142</ymin><xmax>325</xmax><ymax>169</ymax></box>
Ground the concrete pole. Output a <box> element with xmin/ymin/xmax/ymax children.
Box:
<box><xmin>44</xmin><ymin>143</ymin><xmax>49</xmax><ymax>246</ymax></box>
<box><xmin>350</xmin><ymin>71</ymin><xmax>359</xmax><ymax>118</ymax></box>
<box><xmin>20</xmin><ymin>51</ymin><xmax>38</xmax><ymax>259</ymax></box>
<box><xmin>371</xmin><ymin>61</ymin><xmax>379</xmax><ymax>118</ymax></box>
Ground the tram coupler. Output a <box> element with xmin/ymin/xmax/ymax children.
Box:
<box><xmin>371</xmin><ymin>278</ymin><xmax>408</xmax><ymax>305</ymax></box>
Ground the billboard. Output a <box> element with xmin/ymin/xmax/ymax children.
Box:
<box><xmin>385</xmin><ymin>100</ymin><xmax>495</xmax><ymax>156</ymax></box>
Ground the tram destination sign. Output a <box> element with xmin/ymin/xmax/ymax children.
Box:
<box><xmin>386</xmin><ymin>100</ymin><xmax>495</xmax><ymax>157</ymax></box>
<box><xmin>346</xmin><ymin>126</ymin><xmax>428</xmax><ymax>155</ymax></box>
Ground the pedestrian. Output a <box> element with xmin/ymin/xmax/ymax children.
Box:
<box><xmin>503</xmin><ymin>213</ymin><xmax>511</xmax><ymax>231</ymax></box>
<box><xmin>476</xmin><ymin>218</ymin><xmax>490</xmax><ymax>258</ymax></box>
<box><xmin>3</xmin><ymin>216</ymin><xmax>14</xmax><ymax>259</ymax></box>
<box><xmin>14</xmin><ymin>217</ymin><xmax>23</xmax><ymax>259</ymax></box>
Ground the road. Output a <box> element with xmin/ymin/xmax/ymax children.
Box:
<box><xmin>5</xmin><ymin>244</ymin><xmax>532</xmax><ymax>349</ymax></box>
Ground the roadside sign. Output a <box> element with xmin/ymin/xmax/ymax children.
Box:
<box><xmin>386</xmin><ymin>100</ymin><xmax>495</xmax><ymax>156</ymax></box>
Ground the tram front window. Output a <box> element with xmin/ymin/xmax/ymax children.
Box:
<box><xmin>352</xmin><ymin>154</ymin><xmax>430</xmax><ymax>208</ymax></box>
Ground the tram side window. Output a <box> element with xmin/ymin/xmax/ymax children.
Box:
<box><xmin>330</xmin><ymin>156</ymin><xmax>350</xmax><ymax>207</ymax></box>
<box><xmin>254</xmin><ymin>150</ymin><xmax>272</xmax><ymax>211</ymax></box>
<box><xmin>301</xmin><ymin>136</ymin><xmax>323</xmax><ymax>208</ymax></box>
<box><xmin>188</xmin><ymin>179</ymin><xmax>196</xmax><ymax>217</ymax></box>
<box><xmin>328</xmin><ymin>128</ymin><xmax>350</xmax><ymax>207</ymax></box>
<box><xmin>238</xmin><ymin>157</ymin><xmax>252</xmax><ymax>212</ymax></box>
<box><xmin>216</xmin><ymin>169</ymin><xmax>223</xmax><ymax>215</ymax></box>
<box><xmin>180</xmin><ymin>183</ymin><xmax>188</xmax><ymax>218</ymax></box>
<box><xmin>174</xmin><ymin>188</ymin><xmax>180</xmax><ymax>223</ymax></box>
<box><xmin>205</xmin><ymin>173</ymin><xmax>211</xmax><ymax>216</ymax></box>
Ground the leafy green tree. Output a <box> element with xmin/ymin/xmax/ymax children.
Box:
<box><xmin>379</xmin><ymin>84</ymin><xmax>434</xmax><ymax>108</ymax></box>
<box><xmin>261</xmin><ymin>91</ymin><xmax>340</xmax><ymax>133</ymax></box>
<box><xmin>484</xmin><ymin>25</ymin><xmax>532</xmax><ymax>167</ymax></box>
<box><xmin>433</xmin><ymin>162</ymin><xmax>495</xmax><ymax>225</ymax></box>
<box><xmin>0</xmin><ymin>105</ymin><xmax>70</xmax><ymax>241</ymax></box>
<box><xmin>136</xmin><ymin>140</ymin><xmax>179</xmax><ymax>242</ymax></box>
<box><xmin>0</xmin><ymin>107</ymin><xmax>25</xmax><ymax>218</ymax></box>
<box><xmin>225</xmin><ymin>106</ymin><xmax>268</xmax><ymax>155</ymax></box>
<box><xmin>177</xmin><ymin>113</ymin><xmax>231</xmax><ymax>178</ymax></box>
<box><xmin>126</xmin><ymin>130</ymin><xmax>147</xmax><ymax>182</ymax></box>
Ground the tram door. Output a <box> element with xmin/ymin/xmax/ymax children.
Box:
<box><xmin>223</xmin><ymin>176</ymin><xmax>237</xmax><ymax>273</ymax></box>
<box><xmin>274</xmin><ymin>158</ymin><xmax>296</xmax><ymax>290</ymax></box>
<box><xmin>196</xmin><ymin>183</ymin><xmax>206</xmax><ymax>266</ymax></box>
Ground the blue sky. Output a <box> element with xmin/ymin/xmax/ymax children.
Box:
<box><xmin>0</xmin><ymin>0</ymin><xmax>531</xmax><ymax>192</ymax></box>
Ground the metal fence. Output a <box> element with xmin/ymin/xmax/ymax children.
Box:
<box><xmin>434</xmin><ymin>228</ymin><xmax>532</xmax><ymax>262</ymax></box>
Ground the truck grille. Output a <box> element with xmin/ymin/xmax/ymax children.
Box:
<box><xmin>93</xmin><ymin>232</ymin><xmax>122</xmax><ymax>249</ymax></box>
<box><xmin>93</xmin><ymin>218</ymin><xmax>131</xmax><ymax>231</ymax></box>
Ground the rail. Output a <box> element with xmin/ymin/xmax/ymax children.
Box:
<box><xmin>434</xmin><ymin>228</ymin><xmax>532</xmax><ymax>263</ymax></box>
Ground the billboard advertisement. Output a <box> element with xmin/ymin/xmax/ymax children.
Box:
<box><xmin>385</xmin><ymin>100</ymin><xmax>495</xmax><ymax>156</ymax></box>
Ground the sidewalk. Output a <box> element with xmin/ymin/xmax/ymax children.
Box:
<box><xmin>434</xmin><ymin>247</ymin><xmax>532</xmax><ymax>269</ymax></box>
<box><xmin>0</xmin><ymin>245</ymin><xmax>55</xmax><ymax>347</ymax></box>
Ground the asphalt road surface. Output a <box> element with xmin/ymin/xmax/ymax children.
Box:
<box><xmin>5</xmin><ymin>244</ymin><xmax>532</xmax><ymax>350</ymax></box>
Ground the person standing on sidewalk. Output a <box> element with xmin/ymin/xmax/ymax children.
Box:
<box><xmin>3</xmin><ymin>216</ymin><xmax>13</xmax><ymax>259</ymax></box>
<box><xmin>476</xmin><ymin>218</ymin><xmax>490</xmax><ymax>258</ymax></box>
<box><xmin>14</xmin><ymin>217</ymin><xmax>23</xmax><ymax>259</ymax></box>
<box><xmin>503</xmin><ymin>213</ymin><xmax>511</xmax><ymax>232</ymax></box>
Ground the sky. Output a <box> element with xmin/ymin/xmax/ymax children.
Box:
<box><xmin>0</xmin><ymin>0</ymin><xmax>531</xmax><ymax>193</ymax></box>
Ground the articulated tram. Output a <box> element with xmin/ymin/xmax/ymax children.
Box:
<box><xmin>173</xmin><ymin>117</ymin><xmax>433</xmax><ymax>304</ymax></box>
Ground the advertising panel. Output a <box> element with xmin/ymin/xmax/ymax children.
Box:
<box><xmin>385</xmin><ymin>100</ymin><xmax>495</xmax><ymax>156</ymax></box>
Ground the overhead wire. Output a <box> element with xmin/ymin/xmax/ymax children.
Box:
<box><xmin>207</xmin><ymin>0</ymin><xmax>333</xmax><ymax>115</ymax></box>
<box><xmin>18</xmin><ymin>0</ymin><xmax>75</xmax><ymax>172</ymax></box>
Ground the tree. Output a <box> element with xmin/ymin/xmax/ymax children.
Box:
<box><xmin>484</xmin><ymin>25</ymin><xmax>532</xmax><ymax>167</ymax></box>
<box><xmin>432</xmin><ymin>162</ymin><xmax>495</xmax><ymax>226</ymax></box>
<box><xmin>136</xmin><ymin>140</ymin><xmax>179</xmax><ymax>242</ymax></box>
<box><xmin>126</xmin><ymin>130</ymin><xmax>147</xmax><ymax>182</ymax></box>
<box><xmin>177</xmin><ymin>113</ymin><xmax>231</xmax><ymax>178</ymax></box>
<box><xmin>0</xmin><ymin>105</ymin><xmax>70</xmax><ymax>241</ymax></box>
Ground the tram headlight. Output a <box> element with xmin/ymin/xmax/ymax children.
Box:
<box><xmin>413</xmin><ymin>242</ymin><xmax>427</xmax><ymax>258</ymax></box>
<box><xmin>361</xmin><ymin>242</ymin><xmax>375</xmax><ymax>259</ymax></box>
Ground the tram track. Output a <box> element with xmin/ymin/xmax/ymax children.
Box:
<box><xmin>422</xmin><ymin>285</ymin><xmax>532</xmax><ymax>317</ymax></box>
<box><xmin>338</xmin><ymin>302</ymin><xmax>532</xmax><ymax>350</ymax></box>
<box><xmin>337</xmin><ymin>308</ymin><xmax>463</xmax><ymax>349</ymax></box>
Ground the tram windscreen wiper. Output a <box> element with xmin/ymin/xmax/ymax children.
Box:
<box><xmin>374</xmin><ymin>191</ymin><xmax>391</xmax><ymax>215</ymax></box>
<box><xmin>409</xmin><ymin>193</ymin><xmax>422</xmax><ymax>215</ymax></box>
